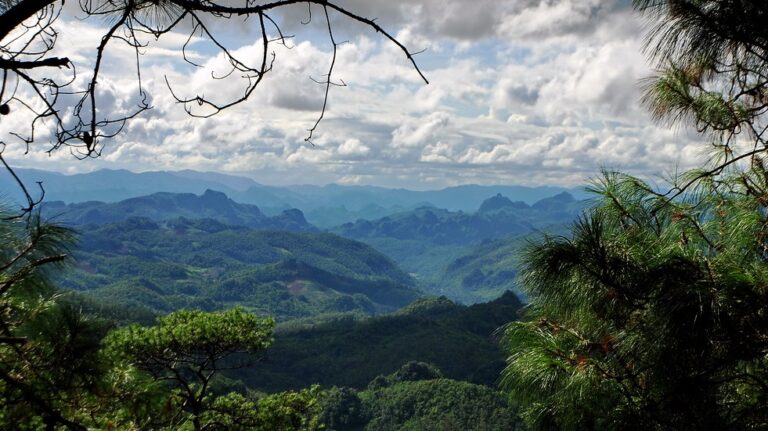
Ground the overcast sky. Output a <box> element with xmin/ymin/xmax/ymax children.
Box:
<box><xmin>0</xmin><ymin>0</ymin><xmax>707</xmax><ymax>189</ymax></box>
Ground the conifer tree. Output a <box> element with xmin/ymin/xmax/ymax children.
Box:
<box><xmin>501</xmin><ymin>2</ymin><xmax>768</xmax><ymax>429</ymax></box>
<box><xmin>0</xmin><ymin>210</ymin><xmax>111</xmax><ymax>430</ymax></box>
<box><xmin>105</xmin><ymin>307</ymin><xmax>322</xmax><ymax>430</ymax></box>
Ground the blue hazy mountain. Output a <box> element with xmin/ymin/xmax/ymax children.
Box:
<box><xmin>42</xmin><ymin>189</ymin><xmax>317</xmax><ymax>232</ymax></box>
<box><xmin>333</xmin><ymin>193</ymin><xmax>585</xmax><ymax>303</ymax></box>
<box><xmin>1</xmin><ymin>168</ymin><xmax>587</xmax><ymax>221</ymax></box>
<box><xmin>0</xmin><ymin>168</ymin><xmax>259</xmax><ymax>202</ymax></box>
<box><xmin>270</xmin><ymin>183</ymin><xmax>588</xmax><ymax>212</ymax></box>
<box><xmin>334</xmin><ymin>192</ymin><xmax>585</xmax><ymax>246</ymax></box>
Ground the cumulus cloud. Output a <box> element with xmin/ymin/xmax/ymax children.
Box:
<box><xmin>3</xmin><ymin>0</ymin><xmax>708</xmax><ymax>188</ymax></box>
<box><xmin>337</xmin><ymin>139</ymin><xmax>371</xmax><ymax>157</ymax></box>
<box><xmin>392</xmin><ymin>112</ymin><xmax>451</xmax><ymax>150</ymax></box>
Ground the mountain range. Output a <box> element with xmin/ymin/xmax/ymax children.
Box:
<box><xmin>332</xmin><ymin>191</ymin><xmax>586</xmax><ymax>302</ymax></box>
<box><xmin>42</xmin><ymin>189</ymin><xmax>316</xmax><ymax>232</ymax></box>
<box><xmin>1</xmin><ymin>168</ymin><xmax>587</xmax><ymax>225</ymax></box>
<box><xmin>60</xmin><ymin>217</ymin><xmax>419</xmax><ymax>320</ymax></box>
<box><xmin>33</xmin><ymin>184</ymin><xmax>587</xmax><ymax>304</ymax></box>
<box><xmin>0</xmin><ymin>167</ymin><xmax>594</xmax><ymax>305</ymax></box>
<box><xmin>334</xmin><ymin>192</ymin><xmax>584</xmax><ymax>246</ymax></box>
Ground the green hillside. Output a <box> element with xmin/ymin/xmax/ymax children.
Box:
<box><xmin>236</xmin><ymin>292</ymin><xmax>523</xmax><ymax>392</ymax></box>
<box><xmin>319</xmin><ymin>362</ymin><xmax>523</xmax><ymax>431</ymax></box>
<box><xmin>432</xmin><ymin>237</ymin><xmax>525</xmax><ymax>303</ymax></box>
<box><xmin>333</xmin><ymin>193</ymin><xmax>583</xmax><ymax>302</ymax></box>
<box><xmin>59</xmin><ymin>217</ymin><xmax>420</xmax><ymax>320</ymax></box>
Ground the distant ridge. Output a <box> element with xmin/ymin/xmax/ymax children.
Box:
<box><xmin>42</xmin><ymin>190</ymin><xmax>317</xmax><ymax>232</ymax></box>
<box><xmin>331</xmin><ymin>192</ymin><xmax>587</xmax><ymax>303</ymax></box>
<box><xmin>334</xmin><ymin>192</ymin><xmax>586</xmax><ymax>246</ymax></box>
<box><xmin>532</xmin><ymin>191</ymin><xmax>576</xmax><ymax>211</ymax></box>
<box><xmin>0</xmin><ymin>168</ymin><xmax>587</xmax><ymax>216</ymax></box>
<box><xmin>477</xmin><ymin>193</ymin><xmax>529</xmax><ymax>213</ymax></box>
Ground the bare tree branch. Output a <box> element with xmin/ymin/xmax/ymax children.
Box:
<box><xmin>0</xmin><ymin>0</ymin><xmax>428</xmax><ymax>159</ymax></box>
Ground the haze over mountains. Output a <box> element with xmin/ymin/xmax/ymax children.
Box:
<box><xmin>335</xmin><ymin>192</ymin><xmax>583</xmax><ymax>246</ymax></box>
<box><xmin>1</xmin><ymin>168</ymin><xmax>587</xmax><ymax>226</ymax></box>
<box><xmin>0</xmin><ymin>166</ymin><xmax>592</xmax><ymax>306</ymax></box>
<box><xmin>42</xmin><ymin>189</ymin><xmax>317</xmax><ymax>232</ymax></box>
<box><xmin>333</xmin><ymin>191</ymin><xmax>585</xmax><ymax>302</ymax></box>
<box><xmin>0</xmin><ymin>167</ymin><xmax>589</xmax><ymax>304</ymax></box>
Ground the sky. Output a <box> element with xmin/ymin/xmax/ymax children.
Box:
<box><xmin>0</xmin><ymin>0</ymin><xmax>708</xmax><ymax>189</ymax></box>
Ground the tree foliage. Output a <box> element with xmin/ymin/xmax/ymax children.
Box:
<box><xmin>0</xmin><ymin>213</ymin><xmax>323</xmax><ymax>431</ymax></box>
<box><xmin>105</xmin><ymin>307</ymin><xmax>276</xmax><ymax>430</ymax></box>
<box><xmin>502</xmin><ymin>170</ymin><xmax>768</xmax><ymax>429</ymax></box>
<box><xmin>364</xmin><ymin>378</ymin><xmax>522</xmax><ymax>431</ymax></box>
<box><xmin>197</xmin><ymin>388</ymin><xmax>322</xmax><ymax>431</ymax></box>
<box><xmin>637</xmin><ymin>0</ymin><xmax>768</xmax><ymax>193</ymax></box>
<box><xmin>237</xmin><ymin>292</ymin><xmax>522</xmax><ymax>393</ymax></box>
<box><xmin>501</xmin><ymin>1</ymin><xmax>768</xmax><ymax>429</ymax></box>
<box><xmin>319</xmin><ymin>362</ymin><xmax>522</xmax><ymax>431</ymax></box>
<box><xmin>0</xmin><ymin>208</ymin><xmax>104</xmax><ymax>430</ymax></box>
<box><xmin>106</xmin><ymin>307</ymin><xmax>274</xmax><ymax>367</ymax></box>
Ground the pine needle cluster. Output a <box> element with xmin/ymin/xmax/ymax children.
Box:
<box><xmin>502</xmin><ymin>168</ymin><xmax>768</xmax><ymax>430</ymax></box>
<box><xmin>502</xmin><ymin>2</ymin><xmax>768</xmax><ymax>429</ymax></box>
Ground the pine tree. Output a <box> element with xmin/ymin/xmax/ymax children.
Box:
<box><xmin>501</xmin><ymin>2</ymin><xmax>768</xmax><ymax>429</ymax></box>
<box><xmin>0</xmin><ymin>210</ymin><xmax>112</xmax><ymax>430</ymax></box>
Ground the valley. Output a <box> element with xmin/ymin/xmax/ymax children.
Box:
<box><xmin>31</xmin><ymin>168</ymin><xmax>586</xmax><ymax>305</ymax></box>
<box><xmin>3</xmin><ymin>167</ymin><xmax>585</xmax><ymax>430</ymax></box>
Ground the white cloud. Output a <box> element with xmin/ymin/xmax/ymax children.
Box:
<box><xmin>337</xmin><ymin>138</ymin><xmax>370</xmax><ymax>157</ymax></box>
<box><xmin>1</xmin><ymin>0</ymin><xmax>710</xmax><ymax>189</ymax></box>
<box><xmin>392</xmin><ymin>112</ymin><xmax>451</xmax><ymax>150</ymax></box>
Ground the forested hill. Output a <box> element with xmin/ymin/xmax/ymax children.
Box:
<box><xmin>42</xmin><ymin>189</ymin><xmax>317</xmax><ymax>232</ymax></box>
<box><xmin>59</xmin><ymin>217</ymin><xmax>419</xmax><ymax>319</ymax></box>
<box><xmin>235</xmin><ymin>291</ymin><xmax>524</xmax><ymax>392</ymax></box>
<box><xmin>327</xmin><ymin>192</ymin><xmax>584</xmax><ymax>302</ymax></box>
<box><xmin>334</xmin><ymin>191</ymin><xmax>585</xmax><ymax>246</ymax></box>
<box><xmin>32</xmin><ymin>187</ymin><xmax>578</xmax><ymax>305</ymax></box>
